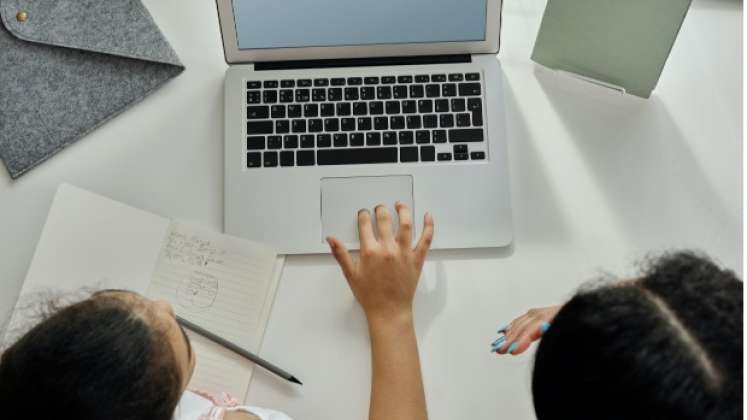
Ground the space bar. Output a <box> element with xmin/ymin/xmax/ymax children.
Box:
<box><xmin>318</xmin><ymin>148</ymin><xmax>398</xmax><ymax>165</ymax></box>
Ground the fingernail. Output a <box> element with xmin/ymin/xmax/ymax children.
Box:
<box><xmin>507</xmin><ymin>342</ymin><xmax>518</xmax><ymax>355</ymax></box>
<box><xmin>497</xmin><ymin>324</ymin><xmax>509</xmax><ymax>334</ymax></box>
<box><xmin>491</xmin><ymin>336</ymin><xmax>506</xmax><ymax>348</ymax></box>
<box><xmin>540</xmin><ymin>321</ymin><xmax>551</xmax><ymax>335</ymax></box>
<box><xmin>497</xmin><ymin>340</ymin><xmax>509</xmax><ymax>351</ymax></box>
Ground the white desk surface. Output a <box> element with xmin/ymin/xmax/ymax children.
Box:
<box><xmin>0</xmin><ymin>0</ymin><xmax>742</xmax><ymax>419</ymax></box>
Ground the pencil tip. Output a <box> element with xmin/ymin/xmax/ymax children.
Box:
<box><xmin>289</xmin><ymin>376</ymin><xmax>303</xmax><ymax>385</ymax></box>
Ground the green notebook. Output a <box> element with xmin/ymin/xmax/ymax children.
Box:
<box><xmin>531</xmin><ymin>0</ymin><xmax>692</xmax><ymax>98</ymax></box>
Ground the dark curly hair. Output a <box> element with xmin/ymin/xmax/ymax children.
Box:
<box><xmin>0</xmin><ymin>293</ymin><xmax>183</xmax><ymax>420</ymax></box>
<box><xmin>532</xmin><ymin>251</ymin><xmax>743</xmax><ymax>420</ymax></box>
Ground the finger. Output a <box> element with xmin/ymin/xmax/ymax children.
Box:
<box><xmin>395</xmin><ymin>202</ymin><xmax>413</xmax><ymax>247</ymax></box>
<box><xmin>497</xmin><ymin>316</ymin><xmax>533</xmax><ymax>354</ymax></box>
<box><xmin>374</xmin><ymin>205</ymin><xmax>394</xmax><ymax>243</ymax></box>
<box><xmin>414</xmin><ymin>212</ymin><xmax>434</xmax><ymax>265</ymax></box>
<box><xmin>326</xmin><ymin>237</ymin><xmax>356</xmax><ymax>281</ymax></box>
<box><xmin>357</xmin><ymin>209</ymin><xmax>376</xmax><ymax>250</ymax></box>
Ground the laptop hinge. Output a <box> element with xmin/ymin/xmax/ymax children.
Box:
<box><xmin>254</xmin><ymin>54</ymin><xmax>472</xmax><ymax>71</ymax></box>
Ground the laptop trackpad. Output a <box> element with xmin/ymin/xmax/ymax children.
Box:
<box><xmin>321</xmin><ymin>176</ymin><xmax>414</xmax><ymax>247</ymax></box>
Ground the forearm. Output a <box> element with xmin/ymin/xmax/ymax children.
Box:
<box><xmin>367</xmin><ymin>313</ymin><xmax>428</xmax><ymax>420</ymax></box>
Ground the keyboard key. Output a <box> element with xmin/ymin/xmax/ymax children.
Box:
<box><xmin>426</xmin><ymin>84</ymin><xmax>440</xmax><ymax>98</ymax></box>
<box><xmin>416</xmin><ymin>130</ymin><xmax>430</xmax><ymax>144</ymax></box>
<box><xmin>304</xmin><ymin>104</ymin><xmax>319</xmax><ymax>117</ymax></box>
<box><xmin>438</xmin><ymin>153</ymin><xmax>453</xmax><ymax>161</ymax></box>
<box><xmin>454</xmin><ymin>145</ymin><xmax>468</xmax><ymax>154</ymax></box>
<box><xmin>386</xmin><ymin>101</ymin><xmax>401</xmax><ymax>114</ymax></box>
<box><xmin>415</xmin><ymin>75</ymin><xmax>430</xmax><ymax>83</ymax></box>
<box><xmin>374</xmin><ymin>116</ymin><xmax>389</xmax><ymax>130</ymax></box>
<box><xmin>435</xmin><ymin>99</ymin><xmax>449</xmax><ymax>113</ymax></box>
<box><xmin>423</xmin><ymin>114</ymin><xmax>438</xmax><ymax>128</ymax></box>
<box><xmin>370</xmin><ymin>101</ymin><xmax>384</xmax><ymax>115</ymax></box>
<box><xmin>321</xmin><ymin>103</ymin><xmax>335</xmax><ymax>117</ymax></box>
<box><xmin>361</xmin><ymin>87</ymin><xmax>376</xmax><ymax>100</ymax></box>
<box><xmin>455</xmin><ymin>153</ymin><xmax>469</xmax><ymax>161</ymax></box>
<box><xmin>471</xmin><ymin>151</ymin><xmax>486</xmax><ymax>160</ymax></box>
<box><xmin>247</xmin><ymin>91</ymin><xmax>261</xmax><ymax>104</ymax></box>
<box><xmin>364</xmin><ymin>77</ymin><xmax>380</xmax><ymax>85</ymax></box>
<box><xmin>271</xmin><ymin>105</ymin><xmax>286</xmax><ymax>119</ymax></box>
<box><xmin>268</xmin><ymin>136</ymin><xmax>282</xmax><ymax>149</ymax></box>
<box><xmin>459</xmin><ymin>82</ymin><xmax>482</xmax><ymax>96</ymax></box>
<box><xmin>451</xmin><ymin>98</ymin><xmax>466</xmax><ymax>112</ymax></box>
<box><xmin>297</xmin><ymin>150</ymin><xmax>315</xmax><ymax>166</ymax></box>
<box><xmin>263</xmin><ymin>80</ymin><xmax>278</xmax><ymax>88</ymax></box>
<box><xmin>334</xmin><ymin>133</ymin><xmax>348</xmax><ymax>147</ymax></box>
<box><xmin>324</xmin><ymin>118</ymin><xmax>340</xmax><ymax>132</ymax></box>
<box><xmin>433</xmin><ymin>130</ymin><xmax>447</xmax><ymax>143</ymax></box>
<box><xmin>279</xmin><ymin>90</ymin><xmax>294</xmax><ymax>103</ymax></box>
<box><xmin>432</xmin><ymin>74</ymin><xmax>447</xmax><ymax>82</ymax></box>
<box><xmin>314</xmin><ymin>78</ymin><xmax>329</xmax><ymax>87</ymax></box>
<box><xmin>418</xmin><ymin>100</ymin><xmax>433</xmax><ymax>113</ymax></box>
<box><xmin>275</xmin><ymin>120</ymin><xmax>290</xmax><ymax>134</ymax></box>
<box><xmin>331</xmin><ymin>78</ymin><xmax>346</xmax><ymax>86</ymax></box>
<box><xmin>366</xmin><ymin>132</ymin><xmax>382</xmax><ymax>146</ymax></box>
<box><xmin>247</xmin><ymin>81</ymin><xmax>261</xmax><ymax>89</ymax></box>
<box><xmin>298</xmin><ymin>79</ymin><xmax>312</xmax><ymax>87</ymax></box>
<box><xmin>393</xmin><ymin>85</ymin><xmax>408</xmax><ymax>99</ymax></box>
<box><xmin>300</xmin><ymin>135</ymin><xmax>315</xmax><ymax>148</ymax></box>
<box><xmin>398</xmin><ymin>131</ymin><xmax>414</xmax><ymax>144</ymax></box>
<box><xmin>345</xmin><ymin>88</ymin><xmax>359</xmax><ymax>101</ymax></box>
<box><xmin>390</xmin><ymin>116</ymin><xmax>405</xmax><ymax>130</ymax></box>
<box><xmin>353</xmin><ymin>102</ymin><xmax>368</xmax><ymax>116</ymax></box>
<box><xmin>280</xmin><ymin>151</ymin><xmax>294</xmax><ymax>167</ymax></box>
<box><xmin>247</xmin><ymin>106</ymin><xmax>269</xmax><ymax>119</ymax></box>
<box><xmin>341</xmin><ymin>118</ymin><xmax>356</xmax><ymax>131</ymax></box>
<box><xmin>350</xmin><ymin>133</ymin><xmax>365</xmax><ymax>146</ymax></box>
<box><xmin>336</xmin><ymin>102</ymin><xmax>351</xmax><ymax>116</ymax></box>
<box><xmin>292</xmin><ymin>119</ymin><xmax>306</xmax><ymax>133</ymax></box>
<box><xmin>309</xmin><ymin>119</ymin><xmax>323</xmax><ymax>132</ymax></box>
<box><xmin>456</xmin><ymin>113</ymin><xmax>471</xmax><ymax>127</ymax></box>
<box><xmin>406</xmin><ymin>115</ymin><xmax>422</xmax><ymax>129</ymax></box>
<box><xmin>263</xmin><ymin>91</ymin><xmax>277</xmax><ymax>103</ymax></box>
<box><xmin>382</xmin><ymin>76</ymin><xmax>396</xmax><ymax>84</ymax></box>
<box><xmin>318</xmin><ymin>148</ymin><xmax>398</xmax><ymax>165</ymax></box>
<box><xmin>383</xmin><ymin>131</ymin><xmax>397</xmax><ymax>145</ymax></box>
<box><xmin>347</xmin><ymin>77</ymin><xmax>363</xmax><ymax>85</ymax></box>
<box><xmin>421</xmin><ymin>146</ymin><xmax>436</xmax><ymax>162</ymax></box>
<box><xmin>247</xmin><ymin>152</ymin><xmax>261</xmax><ymax>168</ymax></box>
<box><xmin>357</xmin><ymin>117</ymin><xmax>372</xmax><ymax>131</ymax></box>
<box><xmin>472</xmin><ymin>110</ymin><xmax>483</xmax><ymax>127</ymax></box>
<box><xmin>328</xmin><ymin>88</ymin><xmax>343</xmax><ymax>101</ymax></box>
<box><xmin>442</xmin><ymin>84</ymin><xmax>457</xmax><ymax>97</ymax></box>
<box><xmin>468</xmin><ymin>98</ymin><xmax>483</xmax><ymax>111</ymax></box>
<box><xmin>449</xmin><ymin>128</ymin><xmax>484</xmax><ymax>142</ymax></box>
<box><xmin>296</xmin><ymin>89</ymin><xmax>310</xmax><ymax>102</ymax></box>
<box><xmin>402</xmin><ymin>100</ymin><xmax>417</xmax><ymax>114</ymax></box>
<box><xmin>377</xmin><ymin>86</ymin><xmax>392</xmax><ymax>100</ymax></box>
<box><xmin>264</xmin><ymin>151</ymin><xmax>278</xmax><ymax>167</ymax></box>
<box><xmin>409</xmin><ymin>85</ymin><xmax>424</xmax><ymax>98</ymax></box>
<box><xmin>400</xmin><ymin>147</ymin><xmax>419</xmax><ymax>162</ymax></box>
<box><xmin>466</xmin><ymin>73</ymin><xmax>480</xmax><ymax>81</ymax></box>
<box><xmin>440</xmin><ymin>114</ymin><xmax>455</xmax><ymax>128</ymax></box>
<box><xmin>288</xmin><ymin>105</ymin><xmax>302</xmax><ymax>118</ymax></box>
<box><xmin>247</xmin><ymin>120</ymin><xmax>273</xmax><ymax>134</ymax></box>
<box><xmin>312</xmin><ymin>89</ymin><xmax>326</xmax><ymax>101</ymax></box>
<box><xmin>284</xmin><ymin>135</ymin><xmax>299</xmax><ymax>149</ymax></box>
<box><xmin>398</xmin><ymin>75</ymin><xmax>413</xmax><ymax>84</ymax></box>
<box><xmin>448</xmin><ymin>73</ymin><xmax>464</xmax><ymax>82</ymax></box>
<box><xmin>317</xmin><ymin>134</ymin><xmax>332</xmax><ymax>148</ymax></box>
<box><xmin>281</xmin><ymin>79</ymin><xmax>295</xmax><ymax>88</ymax></box>
<box><xmin>247</xmin><ymin>136</ymin><xmax>265</xmax><ymax>150</ymax></box>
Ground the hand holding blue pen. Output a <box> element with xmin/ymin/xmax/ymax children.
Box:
<box><xmin>491</xmin><ymin>305</ymin><xmax>561</xmax><ymax>356</ymax></box>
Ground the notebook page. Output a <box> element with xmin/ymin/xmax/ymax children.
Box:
<box><xmin>146</xmin><ymin>222</ymin><xmax>282</xmax><ymax>399</ymax></box>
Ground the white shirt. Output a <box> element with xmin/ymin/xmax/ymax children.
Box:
<box><xmin>174</xmin><ymin>390</ymin><xmax>294</xmax><ymax>420</ymax></box>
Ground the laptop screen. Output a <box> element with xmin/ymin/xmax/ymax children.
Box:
<box><xmin>232</xmin><ymin>0</ymin><xmax>488</xmax><ymax>50</ymax></box>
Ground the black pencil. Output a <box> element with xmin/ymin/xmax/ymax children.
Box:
<box><xmin>176</xmin><ymin>315</ymin><xmax>302</xmax><ymax>386</ymax></box>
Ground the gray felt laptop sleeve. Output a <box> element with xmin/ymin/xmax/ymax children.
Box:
<box><xmin>0</xmin><ymin>0</ymin><xmax>184</xmax><ymax>179</ymax></box>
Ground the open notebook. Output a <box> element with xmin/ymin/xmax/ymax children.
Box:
<box><xmin>2</xmin><ymin>184</ymin><xmax>284</xmax><ymax>401</ymax></box>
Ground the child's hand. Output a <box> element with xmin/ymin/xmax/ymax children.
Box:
<box><xmin>326</xmin><ymin>203</ymin><xmax>434</xmax><ymax>326</ymax></box>
<box><xmin>492</xmin><ymin>305</ymin><xmax>562</xmax><ymax>355</ymax></box>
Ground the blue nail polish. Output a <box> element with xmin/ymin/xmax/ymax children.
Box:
<box><xmin>507</xmin><ymin>342</ymin><xmax>518</xmax><ymax>354</ymax></box>
<box><xmin>497</xmin><ymin>324</ymin><xmax>509</xmax><ymax>334</ymax></box>
<box><xmin>491</xmin><ymin>336</ymin><xmax>506</xmax><ymax>347</ymax></box>
<box><xmin>540</xmin><ymin>321</ymin><xmax>551</xmax><ymax>335</ymax></box>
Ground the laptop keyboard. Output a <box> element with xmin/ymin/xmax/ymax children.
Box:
<box><xmin>245</xmin><ymin>72</ymin><xmax>487</xmax><ymax>168</ymax></box>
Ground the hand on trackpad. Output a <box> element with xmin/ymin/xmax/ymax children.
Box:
<box><xmin>321</xmin><ymin>176</ymin><xmax>414</xmax><ymax>248</ymax></box>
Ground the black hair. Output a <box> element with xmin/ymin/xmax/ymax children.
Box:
<box><xmin>0</xmin><ymin>293</ymin><xmax>183</xmax><ymax>420</ymax></box>
<box><xmin>532</xmin><ymin>251</ymin><xmax>743</xmax><ymax>420</ymax></box>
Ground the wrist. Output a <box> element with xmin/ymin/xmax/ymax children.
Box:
<box><xmin>366</xmin><ymin>309</ymin><xmax>415</xmax><ymax>333</ymax></box>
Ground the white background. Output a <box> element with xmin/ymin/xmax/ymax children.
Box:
<box><xmin>0</xmin><ymin>0</ymin><xmax>742</xmax><ymax>419</ymax></box>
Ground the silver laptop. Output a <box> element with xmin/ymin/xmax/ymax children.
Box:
<box><xmin>218</xmin><ymin>0</ymin><xmax>513</xmax><ymax>254</ymax></box>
